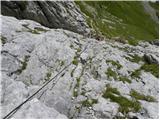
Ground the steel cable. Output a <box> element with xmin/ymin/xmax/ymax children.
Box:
<box><xmin>3</xmin><ymin>44</ymin><xmax>88</xmax><ymax>119</ymax></box>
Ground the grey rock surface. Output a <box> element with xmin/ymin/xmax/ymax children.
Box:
<box><xmin>12</xmin><ymin>98</ymin><xmax>68</xmax><ymax>119</ymax></box>
<box><xmin>1</xmin><ymin>15</ymin><xmax>159</xmax><ymax>119</ymax></box>
<box><xmin>1</xmin><ymin>1</ymin><xmax>90</xmax><ymax>35</ymax></box>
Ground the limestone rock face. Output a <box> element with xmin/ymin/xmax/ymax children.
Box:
<box><xmin>143</xmin><ymin>53</ymin><xmax>159</xmax><ymax>64</ymax></box>
<box><xmin>1</xmin><ymin>15</ymin><xmax>159</xmax><ymax>119</ymax></box>
<box><xmin>1</xmin><ymin>1</ymin><xmax>90</xmax><ymax>35</ymax></box>
<box><xmin>12</xmin><ymin>98</ymin><xmax>68</xmax><ymax>119</ymax></box>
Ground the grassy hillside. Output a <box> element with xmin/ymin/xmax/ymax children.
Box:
<box><xmin>75</xmin><ymin>1</ymin><xmax>159</xmax><ymax>45</ymax></box>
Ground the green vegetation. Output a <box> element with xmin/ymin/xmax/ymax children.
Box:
<box><xmin>21</xmin><ymin>57</ymin><xmax>28</xmax><ymax>70</ymax></box>
<box><xmin>72</xmin><ymin>64</ymin><xmax>86</xmax><ymax>97</ymax></box>
<box><xmin>118</xmin><ymin>98</ymin><xmax>141</xmax><ymax>114</ymax></box>
<box><xmin>71</xmin><ymin>67</ymin><xmax>76</xmax><ymax>77</ymax></box>
<box><xmin>73</xmin><ymin>88</ymin><xmax>78</xmax><ymax>97</ymax></box>
<box><xmin>76</xmin><ymin>48</ymin><xmax>81</xmax><ymax>53</ymax></box>
<box><xmin>72</xmin><ymin>57</ymin><xmax>79</xmax><ymax>66</ymax></box>
<box><xmin>1</xmin><ymin>35</ymin><xmax>7</xmax><ymax>45</ymax></box>
<box><xmin>131</xmin><ymin>69</ymin><xmax>141</xmax><ymax>79</ymax></box>
<box><xmin>60</xmin><ymin>61</ymin><xmax>65</xmax><ymax>66</ymax></box>
<box><xmin>105</xmin><ymin>68</ymin><xmax>132</xmax><ymax>83</ymax></box>
<box><xmin>119</xmin><ymin>76</ymin><xmax>132</xmax><ymax>84</ymax></box>
<box><xmin>34</xmin><ymin>27</ymin><xmax>49</xmax><ymax>32</ymax></box>
<box><xmin>105</xmin><ymin>68</ymin><xmax>118</xmax><ymax>79</ymax></box>
<box><xmin>73</xmin><ymin>77</ymin><xmax>81</xmax><ymax>97</ymax></box>
<box><xmin>131</xmin><ymin>63</ymin><xmax>158</xmax><ymax>79</ymax></box>
<box><xmin>81</xmin><ymin>91</ymin><xmax>86</xmax><ymax>96</ymax></box>
<box><xmin>126</xmin><ymin>54</ymin><xmax>143</xmax><ymax>63</ymax></box>
<box><xmin>130</xmin><ymin>89</ymin><xmax>156</xmax><ymax>102</ymax></box>
<box><xmin>75</xmin><ymin>77</ymin><xmax>81</xmax><ymax>88</ymax></box>
<box><xmin>70</xmin><ymin>44</ymin><xmax>74</xmax><ymax>48</ymax></box>
<box><xmin>129</xmin><ymin>54</ymin><xmax>159</xmax><ymax>79</ymax></box>
<box><xmin>22</xmin><ymin>24</ymin><xmax>40</xmax><ymax>34</ymax></box>
<box><xmin>75</xmin><ymin>1</ymin><xmax>158</xmax><ymax>45</ymax></box>
<box><xmin>81</xmin><ymin>99</ymin><xmax>98</xmax><ymax>107</ymax></box>
<box><xmin>141</xmin><ymin>63</ymin><xmax>159</xmax><ymax>78</ymax></box>
<box><xmin>16</xmin><ymin>55</ymin><xmax>30</xmax><ymax>74</ymax></box>
<box><xmin>23</xmin><ymin>78</ymin><xmax>33</xmax><ymax>86</ymax></box>
<box><xmin>28</xmin><ymin>29</ymin><xmax>40</xmax><ymax>34</ymax></box>
<box><xmin>102</xmin><ymin>85</ymin><xmax>141</xmax><ymax>114</ymax></box>
<box><xmin>45</xmin><ymin>71</ymin><xmax>52</xmax><ymax>81</ymax></box>
<box><xmin>106</xmin><ymin>60</ymin><xmax>122</xmax><ymax>69</ymax></box>
<box><xmin>103</xmin><ymin>84</ymin><xmax>120</xmax><ymax>96</ymax></box>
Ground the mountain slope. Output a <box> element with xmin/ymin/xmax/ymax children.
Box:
<box><xmin>75</xmin><ymin>1</ymin><xmax>159</xmax><ymax>45</ymax></box>
<box><xmin>1</xmin><ymin>1</ymin><xmax>158</xmax><ymax>46</ymax></box>
<box><xmin>1</xmin><ymin>15</ymin><xmax>159</xmax><ymax>119</ymax></box>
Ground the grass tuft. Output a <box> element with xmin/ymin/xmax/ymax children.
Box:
<box><xmin>81</xmin><ymin>99</ymin><xmax>98</xmax><ymax>107</ymax></box>
<box><xmin>130</xmin><ymin>89</ymin><xmax>156</xmax><ymax>102</ymax></box>
<box><xmin>105</xmin><ymin>68</ymin><xmax>118</xmax><ymax>79</ymax></box>
<box><xmin>131</xmin><ymin>69</ymin><xmax>141</xmax><ymax>79</ymax></box>
<box><xmin>102</xmin><ymin>85</ymin><xmax>141</xmax><ymax>114</ymax></box>
<box><xmin>119</xmin><ymin>76</ymin><xmax>132</xmax><ymax>84</ymax></box>
<box><xmin>45</xmin><ymin>71</ymin><xmax>52</xmax><ymax>81</ymax></box>
<box><xmin>76</xmin><ymin>48</ymin><xmax>81</xmax><ymax>53</ymax></box>
<box><xmin>34</xmin><ymin>27</ymin><xmax>49</xmax><ymax>32</ymax></box>
<box><xmin>72</xmin><ymin>57</ymin><xmax>79</xmax><ymax>66</ymax></box>
<box><xmin>126</xmin><ymin>54</ymin><xmax>143</xmax><ymax>63</ymax></box>
<box><xmin>16</xmin><ymin>55</ymin><xmax>30</xmax><ymax>74</ymax></box>
<box><xmin>60</xmin><ymin>61</ymin><xmax>65</xmax><ymax>66</ymax></box>
<box><xmin>131</xmin><ymin>63</ymin><xmax>159</xmax><ymax>79</ymax></box>
<box><xmin>141</xmin><ymin>63</ymin><xmax>159</xmax><ymax>78</ymax></box>
<box><xmin>75</xmin><ymin>77</ymin><xmax>81</xmax><ymax>88</ymax></box>
<box><xmin>73</xmin><ymin>89</ymin><xmax>78</xmax><ymax>97</ymax></box>
<box><xmin>103</xmin><ymin>84</ymin><xmax>121</xmax><ymax>96</ymax></box>
<box><xmin>22</xmin><ymin>24</ymin><xmax>40</xmax><ymax>34</ymax></box>
<box><xmin>106</xmin><ymin>60</ymin><xmax>122</xmax><ymax>69</ymax></box>
<box><xmin>73</xmin><ymin>77</ymin><xmax>81</xmax><ymax>97</ymax></box>
<box><xmin>1</xmin><ymin>36</ymin><xmax>7</xmax><ymax>45</ymax></box>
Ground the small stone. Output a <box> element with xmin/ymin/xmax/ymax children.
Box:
<box><xmin>88</xmin><ymin>107</ymin><xmax>92</xmax><ymax>110</ymax></box>
<box><xmin>117</xmin><ymin>112</ymin><xmax>125</xmax><ymax>118</ymax></box>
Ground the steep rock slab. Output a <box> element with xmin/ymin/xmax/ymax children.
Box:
<box><xmin>1</xmin><ymin>15</ymin><xmax>159</xmax><ymax>119</ymax></box>
<box><xmin>1</xmin><ymin>1</ymin><xmax>90</xmax><ymax>35</ymax></box>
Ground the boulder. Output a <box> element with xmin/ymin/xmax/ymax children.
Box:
<box><xmin>143</xmin><ymin>53</ymin><xmax>159</xmax><ymax>64</ymax></box>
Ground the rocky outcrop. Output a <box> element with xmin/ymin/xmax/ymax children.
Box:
<box><xmin>142</xmin><ymin>1</ymin><xmax>159</xmax><ymax>24</ymax></box>
<box><xmin>1</xmin><ymin>15</ymin><xmax>159</xmax><ymax>119</ymax></box>
<box><xmin>1</xmin><ymin>73</ymin><xmax>67</xmax><ymax>119</ymax></box>
<box><xmin>1</xmin><ymin>1</ymin><xmax>90</xmax><ymax>35</ymax></box>
<box><xmin>143</xmin><ymin>54</ymin><xmax>159</xmax><ymax>64</ymax></box>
